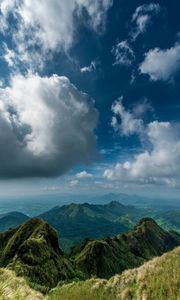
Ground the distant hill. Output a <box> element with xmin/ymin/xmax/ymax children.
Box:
<box><xmin>50</xmin><ymin>246</ymin><xmax>180</xmax><ymax>300</ymax></box>
<box><xmin>93</xmin><ymin>193</ymin><xmax>180</xmax><ymax>209</ymax></box>
<box><xmin>0</xmin><ymin>211</ymin><xmax>29</xmax><ymax>232</ymax></box>
<box><xmin>39</xmin><ymin>201</ymin><xmax>147</xmax><ymax>250</ymax></box>
<box><xmin>0</xmin><ymin>201</ymin><xmax>179</xmax><ymax>252</ymax></box>
<box><xmin>155</xmin><ymin>210</ymin><xmax>180</xmax><ymax>232</ymax></box>
<box><xmin>0</xmin><ymin>218</ymin><xmax>77</xmax><ymax>288</ymax></box>
<box><xmin>70</xmin><ymin>218</ymin><xmax>180</xmax><ymax>278</ymax></box>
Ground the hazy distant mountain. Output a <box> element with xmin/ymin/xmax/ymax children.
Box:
<box><xmin>155</xmin><ymin>210</ymin><xmax>180</xmax><ymax>232</ymax></box>
<box><xmin>93</xmin><ymin>193</ymin><xmax>180</xmax><ymax>209</ymax></box>
<box><xmin>0</xmin><ymin>201</ymin><xmax>179</xmax><ymax>252</ymax></box>
<box><xmin>0</xmin><ymin>211</ymin><xmax>29</xmax><ymax>232</ymax></box>
<box><xmin>39</xmin><ymin>201</ymin><xmax>147</xmax><ymax>250</ymax></box>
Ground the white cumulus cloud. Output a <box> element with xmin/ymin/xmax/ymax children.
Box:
<box><xmin>0</xmin><ymin>0</ymin><xmax>113</xmax><ymax>70</ymax></box>
<box><xmin>140</xmin><ymin>42</ymin><xmax>180</xmax><ymax>81</ymax></box>
<box><xmin>76</xmin><ymin>170</ymin><xmax>93</xmax><ymax>179</ymax></box>
<box><xmin>111</xmin><ymin>97</ymin><xmax>143</xmax><ymax>136</ymax></box>
<box><xmin>104</xmin><ymin>102</ymin><xmax>180</xmax><ymax>187</ymax></box>
<box><xmin>0</xmin><ymin>73</ymin><xmax>98</xmax><ymax>178</ymax></box>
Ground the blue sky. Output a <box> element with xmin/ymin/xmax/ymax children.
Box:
<box><xmin>0</xmin><ymin>0</ymin><xmax>180</xmax><ymax>198</ymax></box>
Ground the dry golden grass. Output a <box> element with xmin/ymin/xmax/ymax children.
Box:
<box><xmin>0</xmin><ymin>268</ymin><xmax>43</xmax><ymax>300</ymax></box>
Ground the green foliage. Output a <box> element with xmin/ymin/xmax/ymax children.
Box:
<box><xmin>71</xmin><ymin>218</ymin><xmax>180</xmax><ymax>279</ymax></box>
<box><xmin>0</xmin><ymin>218</ymin><xmax>77</xmax><ymax>289</ymax></box>
<box><xmin>39</xmin><ymin>201</ymin><xmax>147</xmax><ymax>251</ymax></box>
<box><xmin>155</xmin><ymin>210</ymin><xmax>180</xmax><ymax>232</ymax></box>
<box><xmin>1</xmin><ymin>202</ymin><xmax>179</xmax><ymax>253</ymax></box>
<box><xmin>0</xmin><ymin>212</ymin><xmax>29</xmax><ymax>232</ymax></box>
<box><xmin>0</xmin><ymin>217</ymin><xmax>179</xmax><ymax>299</ymax></box>
<box><xmin>48</xmin><ymin>246</ymin><xmax>180</xmax><ymax>300</ymax></box>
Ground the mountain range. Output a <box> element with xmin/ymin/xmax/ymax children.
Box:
<box><xmin>0</xmin><ymin>216</ymin><xmax>179</xmax><ymax>291</ymax></box>
<box><xmin>70</xmin><ymin>218</ymin><xmax>180</xmax><ymax>278</ymax></box>
<box><xmin>0</xmin><ymin>210</ymin><xmax>179</xmax><ymax>299</ymax></box>
<box><xmin>0</xmin><ymin>245</ymin><xmax>179</xmax><ymax>300</ymax></box>
<box><xmin>0</xmin><ymin>201</ymin><xmax>179</xmax><ymax>251</ymax></box>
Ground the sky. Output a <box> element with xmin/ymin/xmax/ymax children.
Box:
<box><xmin>0</xmin><ymin>0</ymin><xmax>180</xmax><ymax>199</ymax></box>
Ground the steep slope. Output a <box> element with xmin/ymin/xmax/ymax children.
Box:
<box><xmin>0</xmin><ymin>218</ymin><xmax>77</xmax><ymax>288</ymax></box>
<box><xmin>0</xmin><ymin>211</ymin><xmax>29</xmax><ymax>232</ymax></box>
<box><xmin>39</xmin><ymin>201</ymin><xmax>146</xmax><ymax>250</ymax></box>
<box><xmin>48</xmin><ymin>246</ymin><xmax>180</xmax><ymax>300</ymax></box>
<box><xmin>71</xmin><ymin>218</ymin><xmax>180</xmax><ymax>278</ymax></box>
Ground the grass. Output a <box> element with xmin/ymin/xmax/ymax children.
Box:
<box><xmin>0</xmin><ymin>268</ymin><xmax>43</xmax><ymax>300</ymax></box>
<box><xmin>47</xmin><ymin>246</ymin><xmax>180</xmax><ymax>300</ymax></box>
<box><xmin>0</xmin><ymin>247</ymin><xmax>179</xmax><ymax>299</ymax></box>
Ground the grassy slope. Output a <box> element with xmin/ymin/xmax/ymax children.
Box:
<box><xmin>0</xmin><ymin>247</ymin><xmax>179</xmax><ymax>300</ymax></box>
<box><xmin>0</xmin><ymin>268</ymin><xmax>43</xmax><ymax>300</ymax></box>
<box><xmin>48</xmin><ymin>246</ymin><xmax>180</xmax><ymax>300</ymax></box>
<box><xmin>0</xmin><ymin>217</ymin><xmax>179</xmax><ymax>295</ymax></box>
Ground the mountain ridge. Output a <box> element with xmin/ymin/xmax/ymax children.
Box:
<box><xmin>71</xmin><ymin>217</ymin><xmax>180</xmax><ymax>278</ymax></box>
<box><xmin>50</xmin><ymin>246</ymin><xmax>180</xmax><ymax>300</ymax></box>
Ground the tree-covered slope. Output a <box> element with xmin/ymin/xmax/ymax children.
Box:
<box><xmin>0</xmin><ymin>217</ymin><xmax>179</xmax><ymax>293</ymax></box>
<box><xmin>0</xmin><ymin>211</ymin><xmax>29</xmax><ymax>232</ymax></box>
<box><xmin>39</xmin><ymin>201</ymin><xmax>146</xmax><ymax>250</ymax></box>
<box><xmin>71</xmin><ymin>218</ymin><xmax>180</xmax><ymax>278</ymax></box>
<box><xmin>49</xmin><ymin>246</ymin><xmax>180</xmax><ymax>300</ymax></box>
<box><xmin>155</xmin><ymin>209</ymin><xmax>180</xmax><ymax>232</ymax></box>
<box><xmin>0</xmin><ymin>218</ymin><xmax>77</xmax><ymax>289</ymax></box>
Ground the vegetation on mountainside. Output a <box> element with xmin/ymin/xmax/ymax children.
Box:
<box><xmin>0</xmin><ymin>218</ymin><xmax>78</xmax><ymax>289</ymax></box>
<box><xmin>0</xmin><ymin>217</ymin><xmax>179</xmax><ymax>293</ymax></box>
<box><xmin>48</xmin><ymin>246</ymin><xmax>180</xmax><ymax>300</ymax></box>
<box><xmin>0</xmin><ymin>246</ymin><xmax>179</xmax><ymax>300</ymax></box>
<box><xmin>0</xmin><ymin>202</ymin><xmax>179</xmax><ymax>252</ymax></box>
<box><xmin>155</xmin><ymin>210</ymin><xmax>180</xmax><ymax>232</ymax></box>
<box><xmin>0</xmin><ymin>218</ymin><xmax>180</xmax><ymax>300</ymax></box>
<box><xmin>70</xmin><ymin>218</ymin><xmax>180</xmax><ymax>278</ymax></box>
<box><xmin>39</xmin><ymin>201</ymin><xmax>146</xmax><ymax>250</ymax></box>
<box><xmin>0</xmin><ymin>212</ymin><xmax>29</xmax><ymax>232</ymax></box>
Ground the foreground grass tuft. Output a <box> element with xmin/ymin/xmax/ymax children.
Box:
<box><xmin>0</xmin><ymin>268</ymin><xmax>43</xmax><ymax>300</ymax></box>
